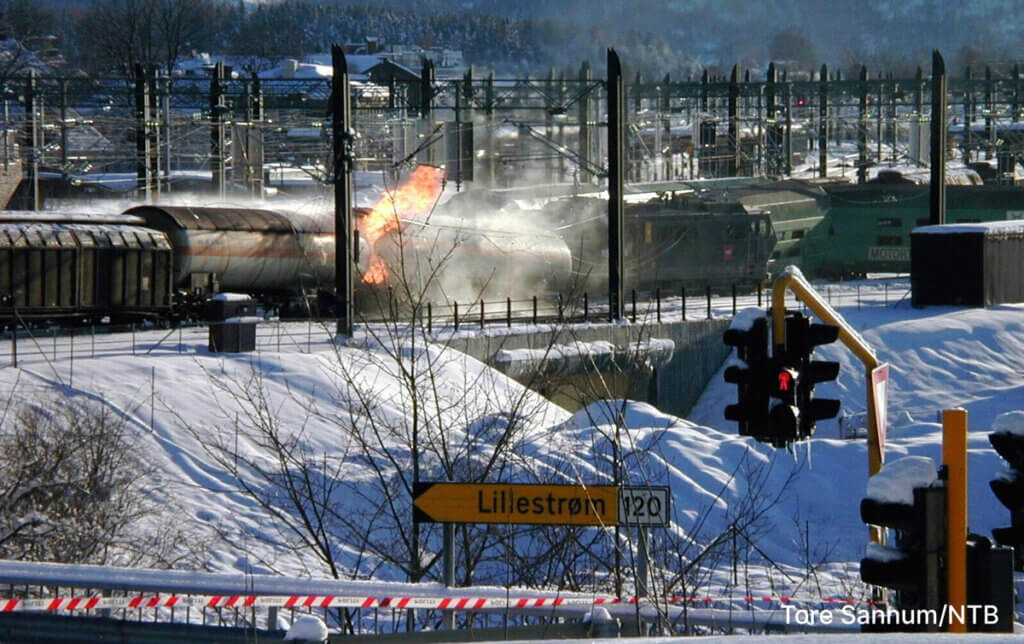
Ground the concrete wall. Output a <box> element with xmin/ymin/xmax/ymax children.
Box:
<box><xmin>449</xmin><ymin>318</ymin><xmax>730</xmax><ymax>418</ymax></box>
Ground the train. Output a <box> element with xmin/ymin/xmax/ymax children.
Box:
<box><xmin>0</xmin><ymin>194</ymin><xmax>774</xmax><ymax>323</ymax></box>
<box><xmin>544</xmin><ymin>192</ymin><xmax>775</xmax><ymax>293</ymax></box>
<box><xmin>5</xmin><ymin>169</ymin><xmax>1019</xmax><ymax>324</ymax></box>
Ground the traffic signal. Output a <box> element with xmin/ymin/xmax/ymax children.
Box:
<box><xmin>723</xmin><ymin>313</ymin><xmax>770</xmax><ymax>438</ymax></box>
<box><xmin>860</xmin><ymin>456</ymin><xmax>945</xmax><ymax>627</ymax></box>
<box><xmin>779</xmin><ymin>312</ymin><xmax>841</xmax><ymax>439</ymax></box>
<box><xmin>765</xmin><ymin>363</ymin><xmax>800</xmax><ymax>446</ymax></box>
<box><xmin>988</xmin><ymin>428</ymin><xmax>1024</xmax><ymax>570</ymax></box>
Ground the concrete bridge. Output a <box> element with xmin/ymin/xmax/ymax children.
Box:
<box><xmin>449</xmin><ymin>318</ymin><xmax>730</xmax><ymax>417</ymax></box>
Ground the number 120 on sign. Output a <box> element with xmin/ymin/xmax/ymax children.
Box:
<box><xmin>618</xmin><ymin>486</ymin><xmax>671</xmax><ymax>527</ymax></box>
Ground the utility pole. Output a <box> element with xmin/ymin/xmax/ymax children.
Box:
<box><xmin>607</xmin><ymin>48</ymin><xmax>625</xmax><ymax>322</ymax></box>
<box><xmin>332</xmin><ymin>45</ymin><xmax>354</xmax><ymax>338</ymax></box>
<box><xmin>930</xmin><ymin>50</ymin><xmax>947</xmax><ymax>226</ymax></box>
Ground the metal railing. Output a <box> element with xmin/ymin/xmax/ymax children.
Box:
<box><xmin>0</xmin><ymin>278</ymin><xmax>912</xmax><ymax>376</ymax></box>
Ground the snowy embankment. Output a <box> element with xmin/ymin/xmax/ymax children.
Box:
<box><xmin>0</xmin><ymin>281</ymin><xmax>1020</xmax><ymax>608</ymax></box>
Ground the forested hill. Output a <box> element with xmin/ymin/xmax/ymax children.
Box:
<box><xmin>12</xmin><ymin>0</ymin><xmax>1024</xmax><ymax>77</ymax></box>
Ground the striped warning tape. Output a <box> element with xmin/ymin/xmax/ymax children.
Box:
<box><xmin>0</xmin><ymin>594</ymin><xmax>872</xmax><ymax>613</ymax></box>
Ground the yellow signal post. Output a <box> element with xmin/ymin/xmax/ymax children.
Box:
<box><xmin>771</xmin><ymin>269</ymin><xmax>883</xmax><ymax>476</ymax></box>
<box><xmin>942</xmin><ymin>408</ymin><xmax>967</xmax><ymax>633</ymax></box>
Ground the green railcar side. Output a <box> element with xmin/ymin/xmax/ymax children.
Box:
<box><xmin>807</xmin><ymin>184</ymin><xmax>1024</xmax><ymax>277</ymax></box>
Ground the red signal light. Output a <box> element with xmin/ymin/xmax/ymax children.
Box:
<box><xmin>778</xmin><ymin>370</ymin><xmax>792</xmax><ymax>391</ymax></box>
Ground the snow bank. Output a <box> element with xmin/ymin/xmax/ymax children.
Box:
<box><xmin>285</xmin><ymin>615</ymin><xmax>328</xmax><ymax>641</ymax></box>
<box><xmin>865</xmin><ymin>456</ymin><xmax>937</xmax><ymax>505</ymax></box>
<box><xmin>992</xmin><ymin>410</ymin><xmax>1024</xmax><ymax>437</ymax></box>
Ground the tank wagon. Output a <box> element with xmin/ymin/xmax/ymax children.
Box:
<box><xmin>124</xmin><ymin>205</ymin><xmax>370</xmax><ymax>295</ymax></box>
<box><xmin>365</xmin><ymin>211</ymin><xmax>574</xmax><ymax>304</ymax></box>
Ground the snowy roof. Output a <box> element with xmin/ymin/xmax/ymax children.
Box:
<box><xmin>912</xmin><ymin>219</ymin><xmax>1024</xmax><ymax>236</ymax></box>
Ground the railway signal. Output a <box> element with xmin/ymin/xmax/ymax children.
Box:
<box><xmin>765</xmin><ymin>363</ymin><xmax>800</xmax><ymax>446</ymax></box>
<box><xmin>860</xmin><ymin>456</ymin><xmax>945</xmax><ymax>628</ymax></box>
<box><xmin>988</xmin><ymin>428</ymin><xmax>1024</xmax><ymax>570</ymax></box>
<box><xmin>723</xmin><ymin>313</ymin><xmax>771</xmax><ymax>438</ymax></box>
<box><xmin>778</xmin><ymin>312</ymin><xmax>841</xmax><ymax>439</ymax></box>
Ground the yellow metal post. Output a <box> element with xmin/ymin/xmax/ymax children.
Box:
<box><xmin>943</xmin><ymin>408</ymin><xmax>967</xmax><ymax>633</ymax></box>
<box><xmin>771</xmin><ymin>269</ymin><xmax>882</xmax><ymax>476</ymax></box>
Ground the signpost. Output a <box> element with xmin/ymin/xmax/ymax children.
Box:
<box><xmin>618</xmin><ymin>486</ymin><xmax>671</xmax><ymax>528</ymax></box>
<box><xmin>413</xmin><ymin>482</ymin><xmax>619</xmax><ymax>526</ymax></box>
<box><xmin>870</xmin><ymin>363</ymin><xmax>890</xmax><ymax>463</ymax></box>
<box><xmin>413</xmin><ymin>483</ymin><xmax>671</xmax><ymax>528</ymax></box>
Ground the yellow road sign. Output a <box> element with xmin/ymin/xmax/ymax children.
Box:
<box><xmin>413</xmin><ymin>482</ymin><xmax>618</xmax><ymax>526</ymax></box>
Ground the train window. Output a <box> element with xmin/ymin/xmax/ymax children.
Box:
<box><xmin>644</xmin><ymin>221</ymin><xmax>653</xmax><ymax>244</ymax></box>
<box><xmin>878</xmin><ymin>217</ymin><xmax>902</xmax><ymax>228</ymax></box>
<box><xmin>877</xmin><ymin>235</ymin><xmax>902</xmax><ymax>246</ymax></box>
<box><xmin>791</xmin><ymin>229</ymin><xmax>805</xmax><ymax>239</ymax></box>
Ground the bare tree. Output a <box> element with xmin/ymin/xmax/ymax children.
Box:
<box><xmin>0</xmin><ymin>388</ymin><xmax>202</xmax><ymax>568</ymax></box>
<box><xmin>77</xmin><ymin>0</ymin><xmax>218</xmax><ymax>77</ymax></box>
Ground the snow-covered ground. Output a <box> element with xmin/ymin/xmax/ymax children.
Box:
<box><xmin>1</xmin><ymin>276</ymin><xmax>1021</xmax><ymax>629</ymax></box>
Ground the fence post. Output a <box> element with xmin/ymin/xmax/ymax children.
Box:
<box><xmin>758</xmin><ymin>282</ymin><xmax>763</xmax><ymax>307</ymax></box>
<box><xmin>583</xmin><ymin>292</ymin><xmax>589</xmax><ymax>322</ymax></box>
<box><xmin>656</xmin><ymin>287</ymin><xmax>661</xmax><ymax>322</ymax></box>
<box><xmin>307</xmin><ymin>320</ymin><xmax>311</xmax><ymax>352</ymax></box>
<box><xmin>558</xmin><ymin>294</ymin><xmax>563</xmax><ymax>322</ymax></box>
<box><xmin>731</xmin><ymin>284</ymin><xmax>737</xmax><ymax>315</ymax></box>
<box><xmin>131</xmin><ymin>323</ymin><xmax>136</xmax><ymax>355</ymax></box>
<box><xmin>681</xmin><ymin>286</ymin><xmax>686</xmax><ymax>321</ymax></box>
<box><xmin>454</xmin><ymin>301</ymin><xmax>459</xmax><ymax>331</ymax></box>
<box><xmin>52</xmin><ymin>327</ymin><xmax>56</xmax><ymax>360</ymax></box>
<box><xmin>428</xmin><ymin>301</ymin><xmax>432</xmax><ymax>334</ymax></box>
<box><xmin>506</xmin><ymin>297</ymin><xmax>511</xmax><ymax>328</ymax></box>
<box><xmin>631</xmin><ymin>289</ymin><xmax>636</xmax><ymax>323</ymax></box>
<box><xmin>91</xmin><ymin>325</ymin><xmax>95</xmax><ymax>358</ymax></box>
<box><xmin>532</xmin><ymin>296</ymin><xmax>537</xmax><ymax>325</ymax></box>
<box><xmin>479</xmin><ymin>300</ymin><xmax>485</xmax><ymax>329</ymax></box>
<box><xmin>706</xmin><ymin>285</ymin><xmax>712</xmax><ymax>319</ymax></box>
<box><xmin>69</xmin><ymin>329</ymin><xmax>73</xmax><ymax>387</ymax></box>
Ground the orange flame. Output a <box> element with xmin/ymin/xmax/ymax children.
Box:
<box><xmin>361</xmin><ymin>165</ymin><xmax>446</xmax><ymax>284</ymax></box>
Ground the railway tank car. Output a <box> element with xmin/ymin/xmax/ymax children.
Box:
<box><xmin>124</xmin><ymin>205</ymin><xmax>369</xmax><ymax>295</ymax></box>
<box><xmin>361</xmin><ymin>210</ymin><xmax>574</xmax><ymax>304</ymax></box>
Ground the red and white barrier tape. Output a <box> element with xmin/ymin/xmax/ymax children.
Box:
<box><xmin>0</xmin><ymin>594</ymin><xmax>871</xmax><ymax>613</ymax></box>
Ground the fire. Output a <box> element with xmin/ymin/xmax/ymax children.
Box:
<box><xmin>360</xmin><ymin>165</ymin><xmax>445</xmax><ymax>284</ymax></box>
